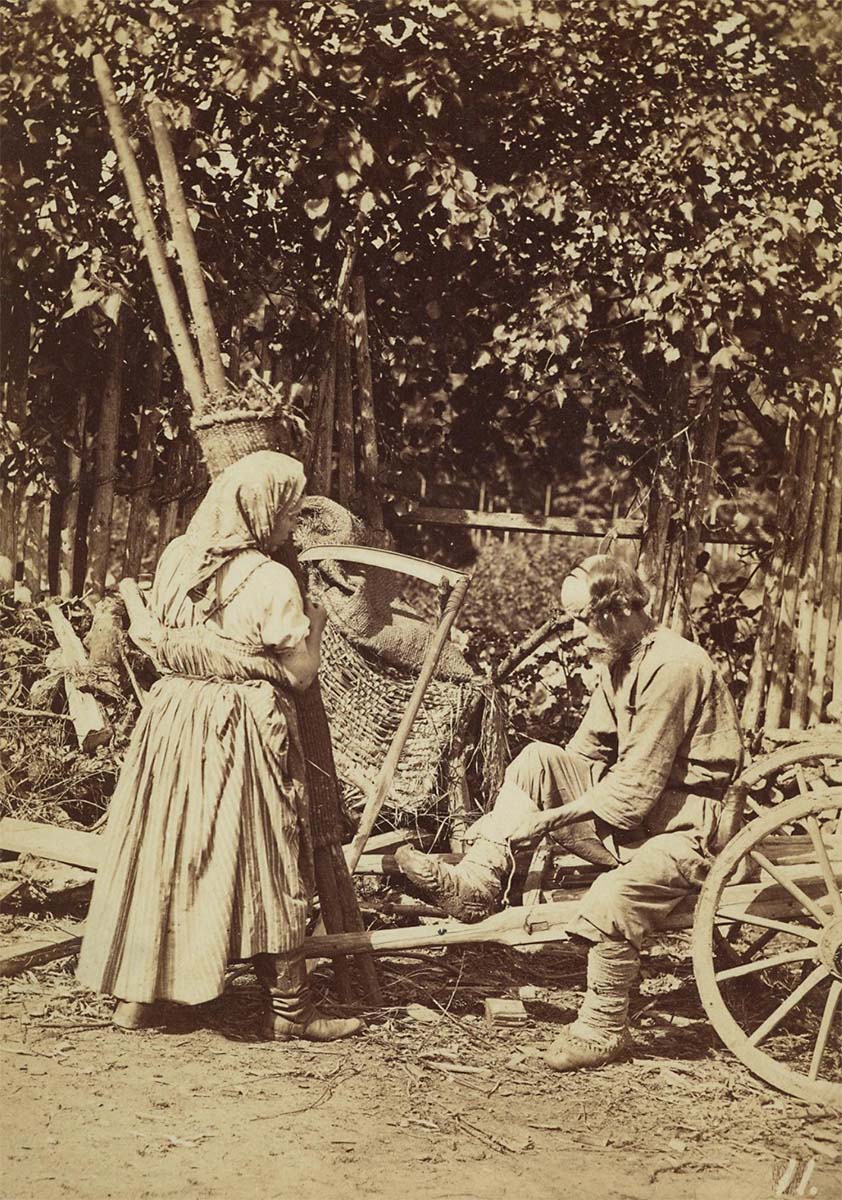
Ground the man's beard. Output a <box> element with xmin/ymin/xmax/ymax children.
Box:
<box><xmin>588</xmin><ymin>634</ymin><xmax>638</xmax><ymax>670</ymax></box>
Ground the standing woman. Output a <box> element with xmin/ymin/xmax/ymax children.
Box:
<box><xmin>77</xmin><ymin>451</ymin><xmax>361</xmax><ymax>1042</ymax></box>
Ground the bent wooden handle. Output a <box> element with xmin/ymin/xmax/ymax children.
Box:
<box><xmin>344</xmin><ymin>572</ymin><xmax>471</xmax><ymax>873</ymax></box>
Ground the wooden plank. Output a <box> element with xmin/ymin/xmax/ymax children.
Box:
<box><xmin>0</xmin><ymin>880</ymin><xmax>23</xmax><ymax>906</ymax></box>
<box><xmin>0</xmin><ymin>819</ymin><xmax>103</xmax><ymax>871</ymax></box>
<box><xmin>0</xmin><ymin>925</ymin><xmax>83</xmax><ymax>978</ymax></box>
<box><xmin>391</xmin><ymin>506</ymin><xmax>760</xmax><ymax>547</ymax></box>
<box><xmin>302</xmin><ymin>872</ymin><xmax>830</xmax><ymax>959</ymax></box>
<box><xmin>2</xmin><ymin>817</ymin><xmax>834</xmax><ymax>880</ymax></box>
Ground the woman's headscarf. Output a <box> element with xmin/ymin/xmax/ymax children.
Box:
<box><xmin>154</xmin><ymin>450</ymin><xmax>306</xmax><ymax>618</ymax></box>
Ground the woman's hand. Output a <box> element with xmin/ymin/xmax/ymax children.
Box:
<box><xmin>304</xmin><ymin>598</ymin><xmax>328</xmax><ymax>636</ymax></box>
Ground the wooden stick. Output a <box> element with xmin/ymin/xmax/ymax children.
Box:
<box><xmin>155</xmin><ymin>439</ymin><xmax>185</xmax><ymax>560</ymax></box>
<box><xmin>20</xmin><ymin>495</ymin><xmax>46</xmax><ymax>601</ymax></box>
<box><xmin>765</xmin><ymin>406</ymin><xmax>820</xmax><ymax>729</ymax></box>
<box><xmin>350</xmin><ymin>275</ymin><xmax>382</xmax><ymax>529</ymax></box>
<box><xmin>146</xmin><ymin>99</ymin><xmax>227</xmax><ymax>397</ymax></box>
<box><xmin>810</xmin><ymin>401</ymin><xmax>842</xmax><ymax>723</ymax></box>
<box><xmin>308</xmin><ymin>340</ymin><xmax>337</xmax><ymax>494</ymax></box>
<box><xmin>336</xmin><ymin>316</ymin><xmax>355</xmax><ymax>506</ymax></box>
<box><xmin>1</xmin><ymin>705</ymin><xmax>73</xmax><ymax>722</ymax></box>
<box><xmin>91</xmin><ymin>55</ymin><xmax>206</xmax><ymax>409</ymax></box>
<box><xmin>312</xmin><ymin>846</ymin><xmax>354</xmax><ymax>1004</ymax></box>
<box><xmin>742</xmin><ymin>410</ymin><xmax>802</xmax><ymax>731</ymax></box>
<box><xmin>677</xmin><ymin>381</ymin><xmax>722</xmax><ymax>636</ymax></box>
<box><xmin>87</xmin><ymin>305</ymin><xmax>126</xmax><ymax>598</ymax></box>
<box><xmin>345</xmin><ymin>575</ymin><xmax>471</xmax><ymax>873</ymax></box>
<box><xmin>791</xmin><ymin>391</ymin><xmax>836</xmax><ymax>727</ymax></box>
<box><xmin>59</xmin><ymin>387</ymin><xmax>87</xmax><ymax>597</ymax></box>
<box><xmin>832</xmin><ymin>548</ymin><xmax>842</xmax><ymax>714</ymax></box>
<box><xmin>123</xmin><ymin>339</ymin><xmax>163</xmax><ymax>578</ymax></box>
<box><xmin>328</xmin><ymin>841</ymin><xmax>384</xmax><ymax>1004</ymax></box>
<box><xmin>393</xmin><ymin>506</ymin><xmax>760</xmax><ymax>546</ymax></box>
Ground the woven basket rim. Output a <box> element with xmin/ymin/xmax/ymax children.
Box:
<box><xmin>192</xmin><ymin>407</ymin><xmax>280</xmax><ymax>431</ymax></box>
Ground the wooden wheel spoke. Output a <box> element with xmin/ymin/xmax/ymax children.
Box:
<box><xmin>749</xmin><ymin>849</ymin><xmax>831</xmax><ymax>927</ymax></box>
<box><xmin>747</xmin><ymin>965</ymin><xmax>829</xmax><ymax>1047</ymax></box>
<box><xmin>715</xmin><ymin>911</ymin><xmax>821</xmax><ymax>942</ymax></box>
<box><xmin>804</xmin><ymin>815</ymin><xmax>842</xmax><ymax>917</ymax></box>
<box><xmin>739</xmin><ymin>927</ymin><xmax>779</xmax><ymax>964</ymax></box>
<box><xmin>715</xmin><ymin>946</ymin><xmax>819</xmax><ymax>983</ymax></box>
<box><xmin>808</xmin><ymin>980</ymin><xmax>842</xmax><ymax>1081</ymax></box>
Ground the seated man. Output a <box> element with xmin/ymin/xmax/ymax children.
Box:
<box><xmin>396</xmin><ymin>554</ymin><xmax>743</xmax><ymax>1072</ymax></box>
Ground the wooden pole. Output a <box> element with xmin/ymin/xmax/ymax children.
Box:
<box><xmin>308</xmin><ymin>340</ymin><xmax>337</xmax><ymax>494</ymax></box>
<box><xmin>676</xmin><ymin>382</ymin><xmax>722</xmax><ymax>636</ymax></box>
<box><xmin>765</xmin><ymin>406</ymin><xmax>820</xmax><ymax>729</ymax></box>
<box><xmin>123</xmin><ymin>339</ymin><xmax>163</xmax><ymax>579</ymax></box>
<box><xmin>336</xmin><ymin>316</ymin><xmax>355</xmax><ymax>506</ymax></box>
<box><xmin>350</xmin><ymin>275</ymin><xmax>382</xmax><ymax>529</ymax></box>
<box><xmin>60</xmin><ymin>388</ymin><xmax>88</xmax><ymax>597</ymax></box>
<box><xmin>20</xmin><ymin>497</ymin><xmax>46</xmax><ymax>600</ymax></box>
<box><xmin>791</xmin><ymin>389</ymin><xmax>836</xmax><ymax>727</ymax></box>
<box><xmin>345</xmin><ymin>575</ymin><xmax>471</xmax><ymax>872</ymax></box>
<box><xmin>809</xmin><ymin>396</ymin><xmax>842</xmax><ymax>724</ymax></box>
<box><xmin>92</xmin><ymin>55</ymin><xmax>206</xmax><ymax>409</ymax></box>
<box><xmin>155</xmin><ymin>439</ymin><xmax>184</xmax><ymax>561</ymax></box>
<box><xmin>145</xmin><ymin>99</ymin><xmax>227</xmax><ymax>397</ymax></box>
<box><xmin>742</xmin><ymin>410</ymin><xmax>801</xmax><ymax>731</ymax></box>
<box><xmin>832</xmin><ymin>549</ymin><xmax>842</xmax><ymax>714</ymax></box>
<box><xmin>86</xmin><ymin>306</ymin><xmax>126</xmax><ymax>598</ymax></box>
<box><xmin>0</xmin><ymin>295</ymin><xmax>30</xmax><ymax>588</ymax></box>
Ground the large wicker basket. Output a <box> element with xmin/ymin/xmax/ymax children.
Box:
<box><xmin>192</xmin><ymin>406</ymin><xmax>287</xmax><ymax>479</ymax></box>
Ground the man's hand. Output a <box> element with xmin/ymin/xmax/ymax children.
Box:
<box><xmin>507</xmin><ymin>795</ymin><xmax>596</xmax><ymax>853</ymax></box>
<box><xmin>508</xmin><ymin>811</ymin><xmax>554</xmax><ymax>852</ymax></box>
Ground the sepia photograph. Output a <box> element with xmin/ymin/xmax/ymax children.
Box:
<box><xmin>1</xmin><ymin>2</ymin><xmax>840</xmax><ymax>1198</ymax></box>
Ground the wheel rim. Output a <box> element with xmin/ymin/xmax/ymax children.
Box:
<box><xmin>693</xmin><ymin>786</ymin><xmax>842</xmax><ymax>1103</ymax></box>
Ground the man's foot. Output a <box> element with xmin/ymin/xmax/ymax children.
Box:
<box><xmin>394</xmin><ymin>845</ymin><xmax>501</xmax><ymax>923</ymax></box>
<box><xmin>544</xmin><ymin>1025</ymin><xmax>630</xmax><ymax>1072</ymax></box>
<box><xmin>265</xmin><ymin>1011</ymin><xmax>363</xmax><ymax>1042</ymax></box>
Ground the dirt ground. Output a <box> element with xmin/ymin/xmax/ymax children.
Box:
<box><xmin>1</xmin><ymin>928</ymin><xmax>840</xmax><ymax>1200</ymax></box>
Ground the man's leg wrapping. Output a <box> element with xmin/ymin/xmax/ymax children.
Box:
<box><xmin>396</xmin><ymin>743</ymin><xmax>591</xmax><ymax>920</ymax></box>
<box><xmin>572</xmin><ymin>938</ymin><xmax>639</xmax><ymax>1040</ymax></box>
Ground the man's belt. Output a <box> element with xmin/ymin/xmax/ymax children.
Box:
<box><xmin>666</xmin><ymin>779</ymin><xmax>729</xmax><ymax>803</ymax></box>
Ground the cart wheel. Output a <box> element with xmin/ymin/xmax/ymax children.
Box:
<box><xmin>693</xmin><ymin>787</ymin><xmax>842</xmax><ymax>1103</ymax></box>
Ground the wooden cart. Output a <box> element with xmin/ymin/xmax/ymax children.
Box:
<box><xmin>295</xmin><ymin>547</ymin><xmax>842</xmax><ymax>1104</ymax></box>
<box><xmin>286</xmin><ymin>547</ymin><xmax>842</xmax><ymax>1104</ymax></box>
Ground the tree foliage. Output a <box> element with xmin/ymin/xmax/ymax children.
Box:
<box><xmin>1</xmin><ymin>0</ymin><xmax>838</xmax><ymax>513</ymax></box>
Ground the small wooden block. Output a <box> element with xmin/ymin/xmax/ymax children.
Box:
<box><xmin>484</xmin><ymin>997</ymin><xmax>529</xmax><ymax>1029</ymax></box>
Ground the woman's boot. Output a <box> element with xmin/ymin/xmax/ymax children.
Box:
<box><xmin>253</xmin><ymin>953</ymin><xmax>362</xmax><ymax>1042</ymax></box>
<box><xmin>113</xmin><ymin>1000</ymin><xmax>160</xmax><ymax>1030</ymax></box>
